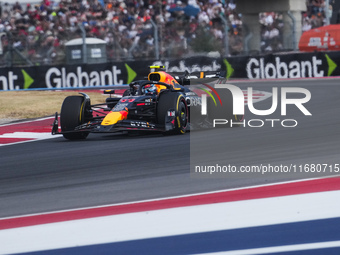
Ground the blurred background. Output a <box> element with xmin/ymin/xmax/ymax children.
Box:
<box><xmin>0</xmin><ymin>0</ymin><xmax>339</xmax><ymax>66</ymax></box>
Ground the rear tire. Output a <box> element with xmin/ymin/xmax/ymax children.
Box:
<box><xmin>60</xmin><ymin>96</ymin><xmax>90</xmax><ymax>140</ymax></box>
<box><xmin>157</xmin><ymin>92</ymin><xmax>188</xmax><ymax>134</ymax></box>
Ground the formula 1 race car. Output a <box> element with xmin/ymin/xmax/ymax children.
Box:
<box><xmin>52</xmin><ymin>66</ymin><xmax>242</xmax><ymax>140</ymax></box>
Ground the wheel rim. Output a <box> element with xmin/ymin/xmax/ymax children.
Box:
<box><xmin>178</xmin><ymin>100</ymin><xmax>188</xmax><ymax>129</ymax></box>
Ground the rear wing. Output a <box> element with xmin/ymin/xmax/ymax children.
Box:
<box><xmin>170</xmin><ymin>71</ymin><xmax>226</xmax><ymax>86</ymax></box>
<box><xmin>147</xmin><ymin>66</ymin><xmax>226</xmax><ymax>85</ymax></box>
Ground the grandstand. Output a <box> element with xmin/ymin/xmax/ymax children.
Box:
<box><xmin>0</xmin><ymin>0</ymin><xmax>339</xmax><ymax>66</ymax></box>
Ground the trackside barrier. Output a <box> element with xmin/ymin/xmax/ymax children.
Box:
<box><xmin>0</xmin><ymin>51</ymin><xmax>340</xmax><ymax>91</ymax></box>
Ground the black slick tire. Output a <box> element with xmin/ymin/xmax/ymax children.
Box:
<box><xmin>60</xmin><ymin>96</ymin><xmax>90</xmax><ymax>140</ymax></box>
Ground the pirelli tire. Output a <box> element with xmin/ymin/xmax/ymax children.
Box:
<box><xmin>157</xmin><ymin>92</ymin><xmax>188</xmax><ymax>134</ymax></box>
<box><xmin>207</xmin><ymin>88</ymin><xmax>244</xmax><ymax>127</ymax></box>
<box><xmin>60</xmin><ymin>95</ymin><xmax>91</xmax><ymax>140</ymax></box>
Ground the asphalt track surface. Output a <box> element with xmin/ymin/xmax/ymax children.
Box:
<box><xmin>0</xmin><ymin>78</ymin><xmax>339</xmax><ymax>218</ymax></box>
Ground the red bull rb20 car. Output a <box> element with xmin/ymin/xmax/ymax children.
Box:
<box><xmin>51</xmin><ymin>66</ymin><xmax>242</xmax><ymax>140</ymax></box>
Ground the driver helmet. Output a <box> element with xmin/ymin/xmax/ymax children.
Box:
<box><xmin>143</xmin><ymin>84</ymin><xmax>157</xmax><ymax>95</ymax></box>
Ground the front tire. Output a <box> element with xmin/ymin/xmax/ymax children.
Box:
<box><xmin>60</xmin><ymin>96</ymin><xmax>91</xmax><ymax>140</ymax></box>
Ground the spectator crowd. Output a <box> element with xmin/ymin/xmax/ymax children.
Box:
<box><xmin>303</xmin><ymin>0</ymin><xmax>334</xmax><ymax>32</ymax></box>
<box><xmin>0</xmin><ymin>0</ymin><xmax>243</xmax><ymax>65</ymax></box>
<box><xmin>259</xmin><ymin>0</ymin><xmax>335</xmax><ymax>53</ymax></box>
<box><xmin>0</xmin><ymin>0</ymin><xmax>337</xmax><ymax>66</ymax></box>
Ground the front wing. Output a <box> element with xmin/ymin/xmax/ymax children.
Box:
<box><xmin>51</xmin><ymin>113</ymin><xmax>178</xmax><ymax>135</ymax></box>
